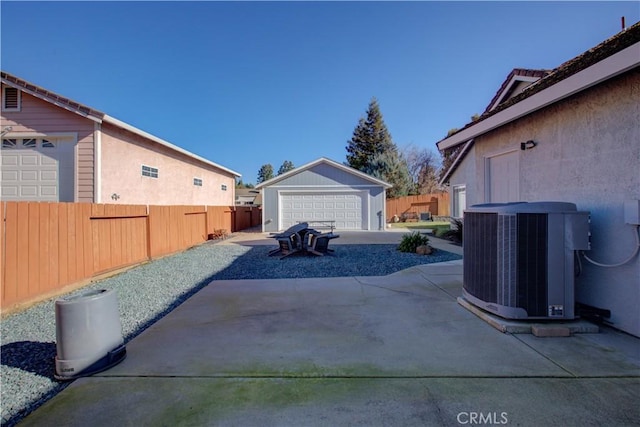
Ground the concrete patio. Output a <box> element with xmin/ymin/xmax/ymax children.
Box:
<box><xmin>19</xmin><ymin>231</ymin><xmax>640</xmax><ymax>426</ymax></box>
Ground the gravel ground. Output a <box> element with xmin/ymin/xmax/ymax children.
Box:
<box><xmin>1</xmin><ymin>240</ymin><xmax>461</xmax><ymax>426</ymax></box>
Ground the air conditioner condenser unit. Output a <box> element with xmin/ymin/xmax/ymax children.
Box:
<box><xmin>462</xmin><ymin>202</ymin><xmax>590</xmax><ymax>320</ymax></box>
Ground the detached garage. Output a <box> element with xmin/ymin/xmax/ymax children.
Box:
<box><xmin>256</xmin><ymin>157</ymin><xmax>391</xmax><ymax>232</ymax></box>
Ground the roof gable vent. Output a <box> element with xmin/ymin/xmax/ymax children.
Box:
<box><xmin>2</xmin><ymin>86</ymin><xmax>21</xmax><ymax>111</ymax></box>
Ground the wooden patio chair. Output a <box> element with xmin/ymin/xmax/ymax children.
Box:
<box><xmin>307</xmin><ymin>232</ymin><xmax>340</xmax><ymax>256</ymax></box>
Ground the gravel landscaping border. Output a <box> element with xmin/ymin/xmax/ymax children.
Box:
<box><xmin>1</xmin><ymin>240</ymin><xmax>461</xmax><ymax>426</ymax></box>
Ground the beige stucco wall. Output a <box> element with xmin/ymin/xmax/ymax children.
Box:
<box><xmin>99</xmin><ymin>123</ymin><xmax>236</xmax><ymax>206</ymax></box>
<box><xmin>1</xmin><ymin>86</ymin><xmax>95</xmax><ymax>202</ymax></box>
<box><xmin>452</xmin><ymin>68</ymin><xmax>640</xmax><ymax>336</ymax></box>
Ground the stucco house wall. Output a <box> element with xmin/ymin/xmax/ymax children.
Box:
<box><xmin>100</xmin><ymin>123</ymin><xmax>236</xmax><ymax>206</ymax></box>
<box><xmin>448</xmin><ymin>68</ymin><xmax>640</xmax><ymax>336</ymax></box>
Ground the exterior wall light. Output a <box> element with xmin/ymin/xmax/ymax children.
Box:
<box><xmin>520</xmin><ymin>140</ymin><xmax>537</xmax><ymax>150</ymax></box>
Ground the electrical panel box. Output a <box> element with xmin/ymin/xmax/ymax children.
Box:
<box><xmin>624</xmin><ymin>199</ymin><xmax>640</xmax><ymax>225</ymax></box>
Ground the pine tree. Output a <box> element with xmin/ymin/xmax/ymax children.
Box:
<box><xmin>346</xmin><ymin>98</ymin><xmax>396</xmax><ymax>171</ymax></box>
<box><xmin>257</xmin><ymin>164</ymin><xmax>274</xmax><ymax>184</ymax></box>
<box><xmin>277</xmin><ymin>160</ymin><xmax>295</xmax><ymax>175</ymax></box>
<box><xmin>363</xmin><ymin>151</ymin><xmax>413</xmax><ymax>199</ymax></box>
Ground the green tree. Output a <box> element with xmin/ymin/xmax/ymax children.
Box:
<box><xmin>346</xmin><ymin>97</ymin><xmax>397</xmax><ymax>171</ymax></box>
<box><xmin>235</xmin><ymin>179</ymin><xmax>255</xmax><ymax>189</ymax></box>
<box><xmin>277</xmin><ymin>160</ymin><xmax>295</xmax><ymax>175</ymax></box>
<box><xmin>256</xmin><ymin>164</ymin><xmax>274</xmax><ymax>184</ymax></box>
<box><xmin>363</xmin><ymin>151</ymin><xmax>413</xmax><ymax>199</ymax></box>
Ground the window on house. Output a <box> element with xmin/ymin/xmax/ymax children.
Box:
<box><xmin>193</xmin><ymin>178</ymin><xmax>203</xmax><ymax>186</ymax></box>
<box><xmin>221</xmin><ymin>184</ymin><xmax>227</xmax><ymax>191</ymax></box>
<box><xmin>22</xmin><ymin>138</ymin><xmax>36</xmax><ymax>148</ymax></box>
<box><xmin>141</xmin><ymin>165</ymin><xmax>159</xmax><ymax>178</ymax></box>
<box><xmin>2</xmin><ymin>138</ymin><xmax>17</xmax><ymax>148</ymax></box>
<box><xmin>452</xmin><ymin>185</ymin><xmax>466</xmax><ymax>218</ymax></box>
<box><xmin>2</xmin><ymin>86</ymin><xmax>21</xmax><ymax>111</ymax></box>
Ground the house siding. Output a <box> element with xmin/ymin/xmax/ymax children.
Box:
<box><xmin>451</xmin><ymin>69</ymin><xmax>640</xmax><ymax>336</ymax></box>
<box><xmin>100</xmin><ymin>123</ymin><xmax>236</xmax><ymax>206</ymax></box>
<box><xmin>1</xmin><ymin>85</ymin><xmax>95</xmax><ymax>202</ymax></box>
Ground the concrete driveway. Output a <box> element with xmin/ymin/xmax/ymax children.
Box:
<box><xmin>19</xmin><ymin>232</ymin><xmax>640</xmax><ymax>426</ymax></box>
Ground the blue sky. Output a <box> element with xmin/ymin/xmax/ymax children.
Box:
<box><xmin>2</xmin><ymin>1</ymin><xmax>638</xmax><ymax>184</ymax></box>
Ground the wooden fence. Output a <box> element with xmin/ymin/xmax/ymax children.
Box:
<box><xmin>385</xmin><ymin>192</ymin><xmax>450</xmax><ymax>220</ymax></box>
<box><xmin>0</xmin><ymin>202</ymin><xmax>261</xmax><ymax>312</ymax></box>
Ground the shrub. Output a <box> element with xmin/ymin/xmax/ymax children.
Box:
<box><xmin>440</xmin><ymin>218</ymin><xmax>463</xmax><ymax>243</ymax></box>
<box><xmin>398</xmin><ymin>232</ymin><xmax>430</xmax><ymax>253</ymax></box>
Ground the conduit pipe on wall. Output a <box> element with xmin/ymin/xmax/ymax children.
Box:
<box><xmin>581</xmin><ymin>225</ymin><xmax>640</xmax><ymax>268</ymax></box>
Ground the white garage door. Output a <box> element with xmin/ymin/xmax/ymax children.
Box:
<box><xmin>280</xmin><ymin>192</ymin><xmax>366</xmax><ymax>230</ymax></box>
<box><xmin>1</xmin><ymin>137</ymin><xmax>74</xmax><ymax>201</ymax></box>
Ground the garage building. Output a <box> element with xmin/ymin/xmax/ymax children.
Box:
<box><xmin>256</xmin><ymin>157</ymin><xmax>391</xmax><ymax>232</ymax></box>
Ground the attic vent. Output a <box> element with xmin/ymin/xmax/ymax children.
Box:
<box><xmin>2</xmin><ymin>86</ymin><xmax>21</xmax><ymax>111</ymax></box>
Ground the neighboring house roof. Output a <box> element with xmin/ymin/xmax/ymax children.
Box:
<box><xmin>254</xmin><ymin>157</ymin><xmax>393</xmax><ymax>189</ymax></box>
<box><xmin>235</xmin><ymin>188</ymin><xmax>262</xmax><ymax>204</ymax></box>
<box><xmin>437</xmin><ymin>22</ymin><xmax>640</xmax><ymax>184</ymax></box>
<box><xmin>1</xmin><ymin>71</ymin><xmax>241</xmax><ymax>178</ymax></box>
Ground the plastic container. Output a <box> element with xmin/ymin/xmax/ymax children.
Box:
<box><xmin>54</xmin><ymin>289</ymin><xmax>126</xmax><ymax>380</ymax></box>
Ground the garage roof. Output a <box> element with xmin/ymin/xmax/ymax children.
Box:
<box><xmin>255</xmin><ymin>157</ymin><xmax>392</xmax><ymax>189</ymax></box>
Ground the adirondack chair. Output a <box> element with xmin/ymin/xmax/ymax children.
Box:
<box><xmin>268</xmin><ymin>222</ymin><xmax>309</xmax><ymax>258</ymax></box>
<box><xmin>307</xmin><ymin>232</ymin><xmax>340</xmax><ymax>256</ymax></box>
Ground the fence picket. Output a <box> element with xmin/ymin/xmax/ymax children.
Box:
<box><xmin>1</xmin><ymin>202</ymin><xmax>259</xmax><ymax>311</ymax></box>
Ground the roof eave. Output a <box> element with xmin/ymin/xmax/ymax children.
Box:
<box><xmin>437</xmin><ymin>41</ymin><xmax>640</xmax><ymax>153</ymax></box>
<box><xmin>255</xmin><ymin>157</ymin><xmax>392</xmax><ymax>189</ymax></box>
<box><xmin>1</xmin><ymin>74</ymin><xmax>104</xmax><ymax>123</ymax></box>
<box><xmin>103</xmin><ymin>115</ymin><xmax>241</xmax><ymax>177</ymax></box>
<box><xmin>438</xmin><ymin>139</ymin><xmax>474</xmax><ymax>186</ymax></box>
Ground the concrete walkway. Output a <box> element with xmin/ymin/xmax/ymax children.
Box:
<box><xmin>20</xmin><ymin>233</ymin><xmax>640</xmax><ymax>426</ymax></box>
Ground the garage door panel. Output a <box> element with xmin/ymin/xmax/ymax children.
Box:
<box><xmin>2</xmin><ymin>170</ymin><xmax>18</xmax><ymax>180</ymax></box>
<box><xmin>21</xmin><ymin>155</ymin><xmax>39</xmax><ymax>166</ymax></box>
<box><xmin>1</xmin><ymin>137</ymin><xmax>72</xmax><ymax>201</ymax></box>
<box><xmin>280</xmin><ymin>192</ymin><xmax>365</xmax><ymax>230</ymax></box>
<box><xmin>20</xmin><ymin>186</ymin><xmax>38</xmax><ymax>197</ymax></box>
<box><xmin>2</xmin><ymin>154</ymin><xmax>18</xmax><ymax>166</ymax></box>
<box><xmin>21</xmin><ymin>170</ymin><xmax>38</xmax><ymax>181</ymax></box>
<box><xmin>2</xmin><ymin>187</ymin><xmax>18</xmax><ymax>197</ymax></box>
<box><xmin>40</xmin><ymin>155</ymin><xmax>57</xmax><ymax>166</ymax></box>
<box><xmin>41</xmin><ymin>170</ymin><xmax>57</xmax><ymax>180</ymax></box>
<box><xmin>41</xmin><ymin>186</ymin><xmax>58</xmax><ymax>196</ymax></box>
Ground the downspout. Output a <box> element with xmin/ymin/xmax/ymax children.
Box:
<box><xmin>94</xmin><ymin>121</ymin><xmax>102</xmax><ymax>203</ymax></box>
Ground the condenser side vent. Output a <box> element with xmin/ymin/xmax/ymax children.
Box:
<box><xmin>497</xmin><ymin>213</ymin><xmax>517</xmax><ymax>308</ymax></box>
